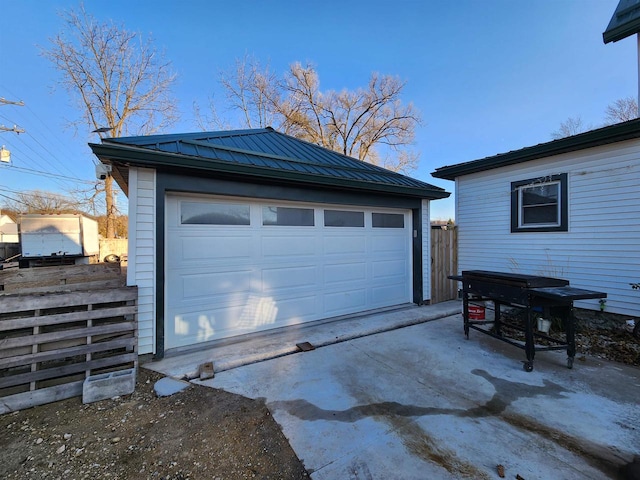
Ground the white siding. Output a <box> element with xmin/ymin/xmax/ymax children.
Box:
<box><xmin>127</xmin><ymin>167</ymin><xmax>157</xmax><ymax>354</ymax></box>
<box><xmin>421</xmin><ymin>199</ymin><xmax>431</xmax><ymax>302</ymax></box>
<box><xmin>455</xmin><ymin>140</ymin><xmax>640</xmax><ymax>315</ymax></box>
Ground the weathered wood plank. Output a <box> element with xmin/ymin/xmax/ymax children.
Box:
<box><xmin>0</xmin><ymin>274</ymin><xmax>137</xmax><ymax>410</ymax></box>
<box><xmin>0</xmin><ymin>322</ymin><xmax>135</xmax><ymax>351</ymax></box>
<box><xmin>0</xmin><ymin>352</ymin><xmax>137</xmax><ymax>389</ymax></box>
<box><xmin>1</xmin><ymin>336</ymin><xmax>136</xmax><ymax>369</ymax></box>
<box><xmin>0</xmin><ymin>287</ymin><xmax>138</xmax><ymax>311</ymax></box>
<box><xmin>0</xmin><ymin>305</ymin><xmax>137</xmax><ymax>331</ymax></box>
<box><xmin>0</xmin><ymin>263</ymin><xmax>122</xmax><ymax>285</ymax></box>
<box><xmin>0</xmin><ymin>381</ymin><xmax>84</xmax><ymax>414</ymax></box>
<box><xmin>3</xmin><ymin>278</ymin><xmax>126</xmax><ymax>295</ymax></box>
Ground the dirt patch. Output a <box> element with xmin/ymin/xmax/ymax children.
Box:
<box><xmin>498</xmin><ymin>309</ymin><xmax>640</xmax><ymax>367</ymax></box>
<box><xmin>0</xmin><ymin>368</ymin><xmax>309</xmax><ymax>479</ymax></box>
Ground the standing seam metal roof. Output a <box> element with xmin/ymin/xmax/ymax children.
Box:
<box><xmin>98</xmin><ymin>127</ymin><xmax>447</xmax><ymax>196</ymax></box>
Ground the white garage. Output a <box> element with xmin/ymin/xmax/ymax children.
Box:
<box><xmin>165</xmin><ymin>195</ymin><xmax>412</xmax><ymax>349</ymax></box>
<box><xmin>91</xmin><ymin>127</ymin><xmax>450</xmax><ymax>357</ymax></box>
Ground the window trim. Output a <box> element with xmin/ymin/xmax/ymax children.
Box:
<box><xmin>511</xmin><ymin>173</ymin><xmax>568</xmax><ymax>233</ymax></box>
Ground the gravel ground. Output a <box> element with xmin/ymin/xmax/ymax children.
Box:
<box><xmin>0</xmin><ymin>368</ymin><xmax>309</xmax><ymax>480</ymax></box>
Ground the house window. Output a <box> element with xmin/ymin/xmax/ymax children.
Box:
<box><xmin>511</xmin><ymin>174</ymin><xmax>568</xmax><ymax>232</ymax></box>
<box><xmin>372</xmin><ymin>213</ymin><xmax>404</xmax><ymax>228</ymax></box>
<box><xmin>263</xmin><ymin>206</ymin><xmax>314</xmax><ymax>226</ymax></box>
<box><xmin>324</xmin><ymin>210</ymin><xmax>364</xmax><ymax>227</ymax></box>
<box><xmin>181</xmin><ymin>202</ymin><xmax>250</xmax><ymax>225</ymax></box>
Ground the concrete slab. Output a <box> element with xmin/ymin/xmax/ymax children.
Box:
<box><xmin>145</xmin><ymin>302</ymin><xmax>461</xmax><ymax>379</ymax></box>
<box><xmin>200</xmin><ymin>314</ymin><xmax>640</xmax><ymax>479</ymax></box>
<box><xmin>153</xmin><ymin>377</ymin><xmax>190</xmax><ymax>397</ymax></box>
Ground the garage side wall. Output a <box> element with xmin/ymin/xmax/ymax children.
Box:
<box><xmin>454</xmin><ymin>139</ymin><xmax>640</xmax><ymax>315</ymax></box>
<box><xmin>421</xmin><ymin>199</ymin><xmax>431</xmax><ymax>302</ymax></box>
<box><xmin>127</xmin><ymin>167</ymin><xmax>157</xmax><ymax>355</ymax></box>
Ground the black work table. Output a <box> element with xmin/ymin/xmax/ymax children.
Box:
<box><xmin>449</xmin><ymin>270</ymin><xmax>607</xmax><ymax>372</ymax></box>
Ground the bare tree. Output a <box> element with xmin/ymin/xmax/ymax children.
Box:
<box><xmin>208</xmin><ymin>59</ymin><xmax>420</xmax><ymax>173</ymax></box>
<box><xmin>551</xmin><ymin>116</ymin><xmax>588</xmax><ymax>139</ymax></box>
<box><xmin>604</xmin><ymin>96</ymin><xmax>638</xmax><ymax>124</ymax></box>
<box><xmin>42</xmin><ymin>4</ymin><xmax>178</xmax><ymax>237</ymax></box>
<box><xmin>1</xmin><ymin>190</ymin><xmax>81</xmax><ymax>215</ymax></box>
<box><xmin>552</xmin><ymin>97</ymin><xmax>639</xmax><ymax>139</ymax></box>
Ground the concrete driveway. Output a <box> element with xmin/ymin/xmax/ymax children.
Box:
<box><xmin>152</xmin><ymin>306</ymin><xmax>640</xmax><ymax>479</ymax></box>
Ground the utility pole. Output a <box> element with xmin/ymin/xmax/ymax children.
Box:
<box><xmin>0</xmin><ymin>98</ymin><xmax>25</xmax><ymax>107</ymax></box>
<box><xmin>0</xmin><ymin>125</ymin><xmax>25</xmax><ymax>134</ymax></box>
<box><xmin>0</xmin><ymin>97</ymin><xmax>26</xmax><ymax>165</ymax></box>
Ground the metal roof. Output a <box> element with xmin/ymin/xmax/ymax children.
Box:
<box><xmin>432</xmin><ymin>118</ymin><xmax>640</xmax><ymax>181</ymax></box>
<box><xmin>603</xmin><ymin>0</ymin><xmax>640</xmax><ymax>43</ymax></box>
<box><xmin>90</xmin><ymin>127</ymin><xmax>449</xmax><ymax>199</ymax></box>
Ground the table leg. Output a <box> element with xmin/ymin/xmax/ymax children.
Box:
<box><xmin>565</xmin><ymin>304</ymin><xmax>576</xmax><ymax>369</ymax></box>
<box><xmin>463</xmin><ymin>290</ymin><xmax>469</xmax><ymax>338</ymax></box>
<box><xmin>523</xmin><ymin>305</ymin><xmax>535</xmax><ymax>372</ymax></box>
<box><xmin>494</xmin><ymin>301</ymin><xmax>502</xmax><ymax>337</ymax></box>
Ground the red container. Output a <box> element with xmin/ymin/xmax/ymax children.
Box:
<box><xmin>468</xmin><ymin>305</ymin><xmax>485</xmax><ymax>320</ymax></box>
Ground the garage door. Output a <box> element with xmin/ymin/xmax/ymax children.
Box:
<box><xmin>165</xmin><ymin>195</ymin><xmax>412</xmax><ymax>350</ymax></box>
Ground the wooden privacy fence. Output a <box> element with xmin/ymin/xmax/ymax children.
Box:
<box><xmin>0</xmin><ymin>286</ymin><xmax>137</xmax><ymax>414</ymax></box>
<box><xmin>430</xmin><ymin>226</ymin><xmax>458</xmax><ymax>304</ymax></box>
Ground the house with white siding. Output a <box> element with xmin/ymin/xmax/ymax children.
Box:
<box><xmin>432</xmin><ymin>119</ymin><xmax>640</xmax><ymax>317</ymax></box>
<box><xmin>90</xmin><ymin>128</ymin><xmax>449</xmax><ymax>358</ymax></box>
<box><xmin>0</xmin><ymin>214</ymin><xmax>19</xmax><ymax>243</ymax></box>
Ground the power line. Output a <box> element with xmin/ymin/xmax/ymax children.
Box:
<box><xmin>0</xmin><ymin>192</ymin><xmax>29</xmax><ymax>206</ymax></box>
<box><xmin>0</xmin><ymin>89</ymin><xmax>86</xmax><ymax>179</ymax></box>
<box><xmin>0</xmin><ymin>163</ymin><xmax>96</xmax><ymax>184</ymax></box>
<box><xmin>1</xmin><ymin>142</ymin><xmax>77</xmax><ymax>190</ymax></box>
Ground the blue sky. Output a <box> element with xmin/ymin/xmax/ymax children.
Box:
<box><xmin>0</xmin><ymin>0</ymin><xmax>635</xmax><ymax>220</ymax></box>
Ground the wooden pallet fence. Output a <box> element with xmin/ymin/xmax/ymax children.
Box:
<box><xmin>0</xmin><ymin>286</ymin><xmax>138</xmax><ymax>413</ymax></box>
<box><xmin>0</xmin><ymin>263</ymin><xmax>125</xmax><ymax>294</ymax></box>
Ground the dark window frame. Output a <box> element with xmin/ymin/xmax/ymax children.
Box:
<box><xmin>511</xmin><ymin>173</ymin><xmax>568</xmax><ymax>233</ymax></box>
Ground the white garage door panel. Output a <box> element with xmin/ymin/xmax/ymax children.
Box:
<box><xmin>372</xmin><ymin>259</ymin><xmax>407</xmax><ymax>279</ymax></box>
<box><xmin>268</xmin><ymin>294</ymin><xmax>318</xmax><ymax>322</ymax></box>
<box><xmin>180</xmin><ymin>269</ymin><xmax>255</xmax><ymax>299</ymax></box>
<box><xmin>324</xmin><ymin>235</ymin><xmax>366</xmax><ymax>255</ymax></box>
<box><xmin>371</xmin><ymin>283</ymin><xmax>408</xmax><ymax>306</ymax></box>
<box><xmin>262</xmin><ymin>235</ymin><xmax>317</xmax><ymax>257</ymax></box>
<box><xmin>165</xmin><ymin>195</ymin><xmax>412</xmax><ymax>350</ymax></box>
<box><xmin>372</xmin><ymin>235</ymin><xmax>406</xmax><ymax>253</ymax></box>
<box><xmin>262</xmin><ymin>265</ymin><xmax>318</xmax><ymax>291</ymax></box>
<box><xmin>172</xmin><ymin>305</ymin><xmax>247</xmax><ymax>348</ymax></box>
<box><xmin>324</xmin><ymin>262</ymin><xmax>367</xmax><ymax>284</ymax></box>
<box><xmin>176</xmin><ymin>235</ymin><xmax>253</xmax><ymax>261</ymax></box>
<box><xmin>324</xmin><ymin>289</ymin><xmax>368</xmax><ymax>315</ymax></box>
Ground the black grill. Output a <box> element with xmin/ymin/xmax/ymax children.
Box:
<box><xmin>450</xmin><ymin>270</ymin><xmax>607</xmax><ymax>372</ymax></box>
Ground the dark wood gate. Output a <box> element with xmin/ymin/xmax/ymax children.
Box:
<box><xmin>430</xmin><ymin>225</ymin><xmax>458</xmax><ymax>303</ymax></box>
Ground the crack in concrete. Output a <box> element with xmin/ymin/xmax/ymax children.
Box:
<box><xmin>269</xmin><ymin>369</ymin><xmax>634</xmax><ymax>479</ymax></box>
